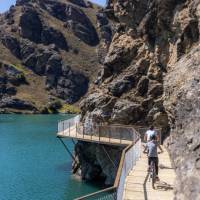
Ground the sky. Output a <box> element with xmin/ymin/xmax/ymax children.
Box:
<box><xmin>0</xmin><ymin>0</ymin><xmax>107</xmax><ymax>13</ymax></box>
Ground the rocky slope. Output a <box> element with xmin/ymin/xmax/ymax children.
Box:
<box><xmin>0</xmin><ymin>0</ymin><xmax>112</xmax><ymax>113</ymax></box>
<box><xmin>74</xmin><ymin>0</ymin><xmax>200</xmax><ymax>197</ymax></box>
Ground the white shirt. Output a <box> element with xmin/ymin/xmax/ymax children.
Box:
<box><xmin>145</xmin><ymin>130</ymin><xmax>157</xmax><ymax>141</ymax></box>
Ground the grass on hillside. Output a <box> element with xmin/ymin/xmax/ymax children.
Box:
<box><xmin>58</xmin><ymin>104</ymin><xmax>81</xmax><ymax>114</ymax></box>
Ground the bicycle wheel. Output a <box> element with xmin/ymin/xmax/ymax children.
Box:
<box><xmin>151</xmin><ymin>161</ymin><xmax>156</xmax><ymax>189</ymax></box>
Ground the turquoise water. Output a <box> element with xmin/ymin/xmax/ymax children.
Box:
<box><xmin>0</xmin><ymin>115</ymin><xmax>99</xmax><ymax>200</ymax></box>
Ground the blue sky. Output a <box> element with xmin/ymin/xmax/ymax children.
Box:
<box><xmin>0</xmin><ymin>0</ymin><xmax>107</xmax><ymax>13</ymax></box>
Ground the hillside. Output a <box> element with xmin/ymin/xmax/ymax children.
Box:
<box><xmin>0</xmin><ymin>0</ymin><xmax>112</xmax><ymax>113</ymax></box>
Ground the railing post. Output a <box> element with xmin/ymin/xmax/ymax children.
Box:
<box><xmin>83</xmin><ymin>125</ymin><xmax>85</xmax><ymax>139</ymax></box>
<box><xmin>109</xmin><ymin>129</ymin><xmax>111</xmax><ymax>143</ymax></box>
<box><xmin>62</xmin><ymin>121</ymin><xmax>64</xmax><ymax>135</ymax></box>
<box><xmin>91</xmin><ymin>128</ymin><xmax>92</xmax><ymax>140</ymax></box>
<box><xmin>99</xmin><ymin>126</ymin><xmax>100</xmax><ymax>142</ymax></box>
<box><xmin>69</xmin><ymin>122</ymin><xmax>71</xmax><ymax>136</ymax></box>
<box><xmin>76</xmin><ymin>123</ymin><xmax>77</xmax><ymax>138</ymax></box>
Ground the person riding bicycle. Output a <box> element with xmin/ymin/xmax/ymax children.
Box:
<box><xmin>144</xmin><ymin>125</ymin><xmax>159</xmax><ymax>143</ymax></box>
<box><xmin>143</xmin><ymin>125</ymin><xmax>162</xmax><ymax>153</ymax></box>
<box><xmin>146</xmin><ymin>134</ymin><xmax>162</xmax><ymax>181</ymax></box>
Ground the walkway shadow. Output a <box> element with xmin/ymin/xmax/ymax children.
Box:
<box><xmin>143</xmin><ymin>172</ymin><xmax>173</xmax><ymax>200</ymax></box>
<box><xmin>159</xmin><ymin>164</ymin><xmax>174</xmax><ymax>170</ymax></box>
<box><xmin>143</xmin><ymin>172</ymin><xmax>149</xmax><ymax>200</ymax></box>
<box><xmin>156</xmin><ymin>181</ymin><xmax>174</xmax><ymax>191</ymax></box>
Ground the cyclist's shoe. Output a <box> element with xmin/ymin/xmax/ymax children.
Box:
<box><xmin>156</xmin><ymin>176</ymin><xmax>160</xmax><ymax>181</ymax></box>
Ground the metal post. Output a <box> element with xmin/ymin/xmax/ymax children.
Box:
<box><xmin>69</xmin><ymin>122</ymin><xmax>71</xmax><ymax>136</ymax></box>
<box><xmin>62</xmin><ymin>121</ymin><xmax>64</xmax><ymax>135</ymax></box>
<box><xmin>109</xmin><ymin>129</ymin><xmax>111</xmax><ymax>143</ymax></box>
<box><xmin>83</xmin><ymin>125</ymin><xmax>85</xmax><ymax>139</ymax></box>
<box><xmin>76</xmin><ymin>123</ymin><xmax>77</xmax><ymax>138</ymax></box>
<box><xmin>99</xmin><ymin>126</ymin><xmax>100</xmax><ymax>142</ymax></box>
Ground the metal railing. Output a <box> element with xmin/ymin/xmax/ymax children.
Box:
<box><xmin>58</xmin><ymin>115</ymin><xmax>81</xmax><ymax>136</ymax></box>
<box><xmin>76</xmin><ymin>123</ymin><xmax>135</xmax><ymax>144</ymax></box>
<box><xmin>57</xmin><ymin>115</ymin><xmax>141</xmax><ymax>200</ymax></box>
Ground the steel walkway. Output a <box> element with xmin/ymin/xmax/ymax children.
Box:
<box><xmin>57</xmin><ymin>125</ymin><xmax>132</xmax><ymax>146</ymax></box>
<box><xmin>123</xmin><ymin>146</ymin><xmax>175</xmax><ymax>200</ymax></box>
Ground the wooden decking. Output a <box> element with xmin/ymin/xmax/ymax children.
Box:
<box><xmin>123</xmin><ymin>146</ymin><xmax>175</xmax><ymax>200</ymax></box>
<box><xmin>57</xmin><ymin>125</ymin><xmax>132</xmax><ymax>146</ymax></box>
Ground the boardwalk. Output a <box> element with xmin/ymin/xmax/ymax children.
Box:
<box><xmin>57</xmin><ymin>125</ymin><xmax>132</xmax><ymax>146</ymax></box>
<box><xmin>123</xmin><ymin>146</ymin><xmax>175</xmax><ymax>200</ymax></box>
<box><xmin>57</xmin><ymin>117</ymin><xmax>175</xmax><ymax>200</ymax></box>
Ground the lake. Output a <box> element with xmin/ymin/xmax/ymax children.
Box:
<box><xmin>0</xmin><ymin>114</ymin><xmax>99</xmax><ymax>200</ymax></box>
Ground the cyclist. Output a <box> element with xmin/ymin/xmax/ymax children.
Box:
<box><xmin>143</xmin><ymin>125</ymin><xmax>162</xmax><ymax>153</ymax></box>
<box><xmin>146</xmin><ymin>134</ymin><xmax>163</xmax><ymax>181</ymax></box>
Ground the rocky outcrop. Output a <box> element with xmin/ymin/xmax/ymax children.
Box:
<box><xmin>0</xmin><ymin>97</ymin><xmax>37</xmax><ymax>111</ymax></box>
<box><xmin>42</xmin><ymin>1</ymin><xmax>99</xmax><ymax>45</ymax></box>
<box><xmin>73</xmin><ymin>141</ymin><xmax>123</xmax><ymax>185</ymax></box>
<box><xmin>19</xmin><ymin>6</ymin><xmax>43</xmax><ymax>43</ymax></box>
<box><xmin>41</xmin><ymin>27</ymin><xmax>68</xmax><ymax>50</ymax></box>
<box><xmin>1</xmin><ymin>34</ymin><xmax>21</xmax><ymax>58</ymax></box>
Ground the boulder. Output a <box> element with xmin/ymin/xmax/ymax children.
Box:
<box><xmin>137</xmin><ymin>76</ymin><xmax>149</xmax><ymax>96</ymax></box>
<box><xmin>45</xmin><ymin>54</ymin><xmax>62</xmax><ymax>88</ymax></box>
<box><xmin>20</xmin><ymin>39</ymin><xmax>36</xmax><ymax>58</ymax></box>
<box><xmin>104</xmin><ymin>34</ymin><xmax>140</xmax><ymax>72</ymax></box>
<box><xmin>108</xmin><ymin>75</ymin><xmax>134</xmax><ymax>97</ymax></box>
<box><xmin>148</xmin><ymin>83</ymin><xmax>163</xmax><ymax>98</ymax></box>
<box><xmin>6</xmin><ymin>86</ymin><xmax>17</xmax><ymax>95</ymax></box>
<box><xmin>111</xmin><ymin>100</ymin><xmax>143</xmax><ymax>124</ymax></box>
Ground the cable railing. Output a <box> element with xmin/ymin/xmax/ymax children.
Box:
<box><xmin>57</xmin><ymin>115</ymin><xmax>141</xmax><ymax>200</ymax></box>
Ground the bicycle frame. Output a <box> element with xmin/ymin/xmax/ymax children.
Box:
<box><xmin>149</xmin><ymin>160</ymin><xmax>156</xmax><ymax>189</ymax></box>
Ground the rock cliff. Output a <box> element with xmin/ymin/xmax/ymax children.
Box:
<box><xmin>0</xmin><ymin>0</ymin><xmax>112</xmax><ymax>113</ymax></box>
<box><xmin>75</xmin><ymin>0</ymin><xmax>200</xmax><ymax>198</ymax></box>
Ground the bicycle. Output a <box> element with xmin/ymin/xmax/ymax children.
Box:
<box><xmin>149</xmin><ymin>160</ymin><xmax>156</xmax><ymax>189</ymax></box>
